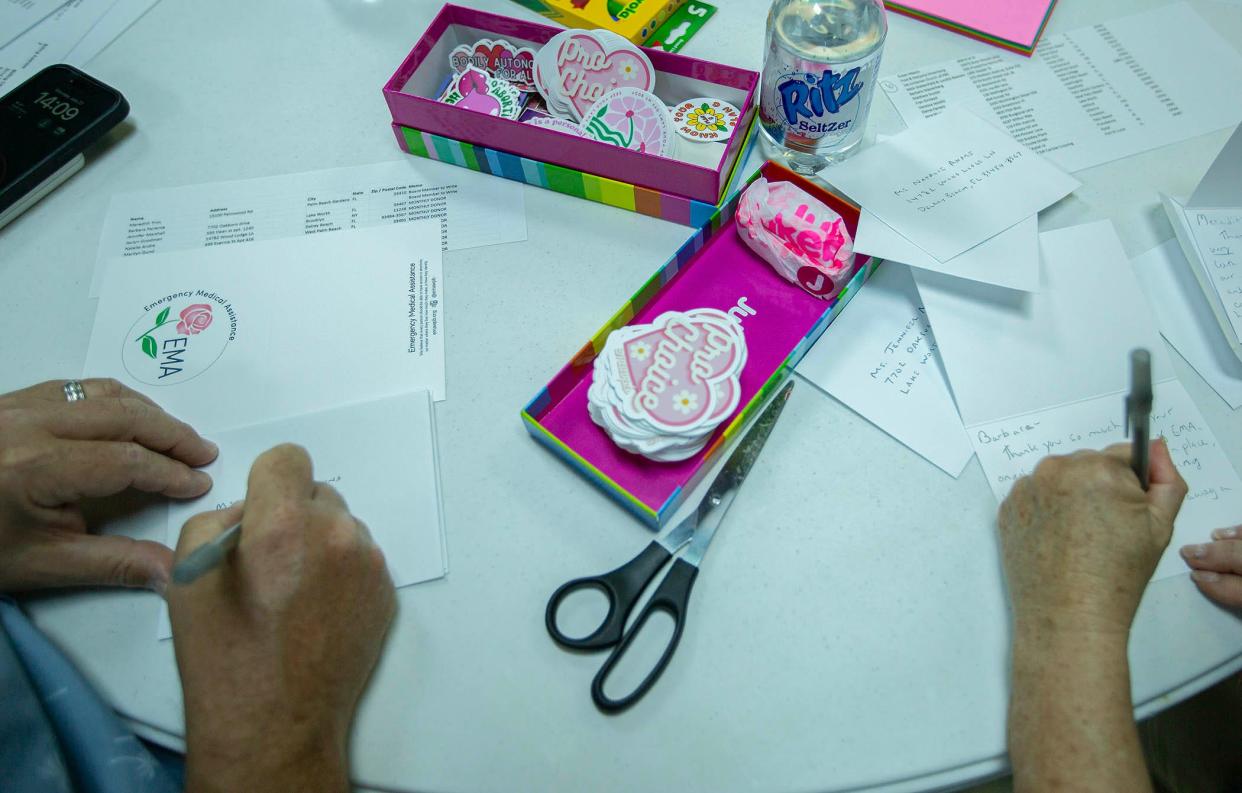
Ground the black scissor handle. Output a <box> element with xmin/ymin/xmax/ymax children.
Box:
<box><xmin>545</xmin><ymin>541</ymin><xmax>672</xmax><ymax>650</ymax></box>
<box><xmin>591</xmin><ymin>557</ymin><xmax>698</xmax><ymax>713</ymax></box>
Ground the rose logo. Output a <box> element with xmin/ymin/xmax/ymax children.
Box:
<box><xmin>123</xmin><ymin>296</ymin><xmax>233</xmax><ymax>386</ymax></box>
<box><xmin>133</xmin><ymin>303</ymin><xmax>213</xmax><ymax>358</ymax></box>
<box><xmin>177</xmin><ymin>304</ymin><xmax>213</xmax><ymax>336</ymax></box>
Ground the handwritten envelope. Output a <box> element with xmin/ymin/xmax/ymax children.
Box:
<box><xmin>820</xmin><ymin>107</ymin><xmax>1078</xmax><ymax>262</ymax></box>
<box><xmin>797</xmin><ymin>262</ymin><xmax>973</xmax><ymax>476</ymax></box>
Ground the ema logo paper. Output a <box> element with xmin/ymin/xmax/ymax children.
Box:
<box><xmin>122</xmin><ymin>292</ymin><xmax>237</xmax><ymax>386</ymax></box>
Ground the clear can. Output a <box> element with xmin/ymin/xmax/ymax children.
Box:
<box><xmin>759</xmin><ymin>0</ymin><xmax>888</xmax><ymax>173</ymax></box>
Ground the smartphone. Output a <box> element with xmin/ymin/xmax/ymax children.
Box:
<box><xmin>0</xmin><ymin>64</ymin><xmax>129</xmax><ymax>229</ymax></box>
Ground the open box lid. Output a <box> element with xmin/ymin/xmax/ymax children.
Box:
<box><xmin>383</xmin><ymin>3</ymin><xmax>759</xmax><ymax>205</ymax></box>
<box><xmin>523</xmin><ymin>162</ymin><xmax>876</xmax><ymax>526</ymax></box>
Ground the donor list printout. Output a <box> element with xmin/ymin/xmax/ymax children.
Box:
<box><xmin>879</xmin><ymin>3</ymin><xmax>1242</xmax><ymax>173</ymax></box>
<box><xmin>89</xmin><ymin>159</ymin><xmax>527</xmax><ymax>295</ymax></box>
<box><xmin>85</xmin><ymin>221</ymin><xmax>446</xmax><ymax>435</ymax></box>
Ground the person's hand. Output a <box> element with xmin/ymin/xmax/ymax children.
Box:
<box><xmin>168</xmin><ymin>444</ymin><xmax>396</xmax><ymax>793</ymax></box>
<box><xmin>0</xmin><ymin>378</ymin><xmax>217</xmax><ymax>593</ymax></box>
<box><xmin>998</xmin><ymin>439</ymin><xmax>1188</xmax><ymax>638</ymax></box>
<box><xmin>1181</xmin><ymin>525</ymin><xmax>1242</xmax><ymax>609</ymax></box>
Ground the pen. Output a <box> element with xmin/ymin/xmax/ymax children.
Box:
<box><xmin>1125</xmin><ymin>348</ymin><xmax>1153</xmax><ymax>491</ymax></box>
<box><xmin>171</xmin><ymin>523</ymin><xmax>242</xmax><ymax>585</ymax></box>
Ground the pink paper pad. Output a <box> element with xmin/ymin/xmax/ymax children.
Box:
<box><xmin>893</xmin><ymin>0</ymin><xmax>1055</xmax><ymax>48</ymax></box>
<box><xmin>538</xmin><ymin>223</ymin><xmax>830</xmax><ymax>510</ymax></box>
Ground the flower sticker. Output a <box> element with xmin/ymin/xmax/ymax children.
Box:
<box><xmin>671</xmin><ymin>97</ymin><xmax>741</xmax><ymax>143</ymax></box>
<box><xmin>687</xmin><ymin>104</ymin><xmax>727</xmax><ymax>132</ymax></box>
<box><xmin>177</xmin><ymin>304</ymin><xmax>214</xmax><ymax>336</ymax></box>
<box><xmin>583</xmin><ymin>88</ymin><xmax>672</xmax><ymax>156</ymax></box>
<box><xmin>671</xmin><ymin>390</ymin><xmax>699</xmax><ymax>414</ymax></box>
<box><xmin>631</xmin><ymin>341</ymin><xmax>651</xmax><ymax>360</ymax></box>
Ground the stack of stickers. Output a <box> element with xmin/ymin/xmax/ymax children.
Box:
<box><xmin>588</xmin><ymin>308</ymin><xmax>748</xmax><ymax>462</ymax></box>
<box><xmin>436</xmin><ymin>30</ymin><xmax>742</xmax><ymax>160</ymax></box>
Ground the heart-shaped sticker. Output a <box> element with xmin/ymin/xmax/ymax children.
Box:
<box><xmin>450</xmin><ymin>38</ymin><xmax>537</xmax><ymax>93</ymax></box>
<box><xmin>614</xmin><ymin>311</ymin><xmax>746</xmax><ymax>432</ymax></box>
<box><xmin>553</xmin><ymin>31</ymin><xmax>655</xmax><ymax>120</ymax></box>
<box><xmin>534</xmin><ymin>31</ymin><xmax>578</xmax><ymax>120</ymax></box>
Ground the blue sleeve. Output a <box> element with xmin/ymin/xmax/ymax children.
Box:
<box><xmin>0</xmin><ymin>598</ymin><xmax>182</xmax><ymax>793</ymax></box>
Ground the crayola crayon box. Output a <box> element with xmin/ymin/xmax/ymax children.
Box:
<box><xmin>509</xmin><ymin>0</ymin><xmax>686</xmax><ymax>44</ymax></box>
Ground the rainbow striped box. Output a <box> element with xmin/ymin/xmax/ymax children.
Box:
<box><xmin>522</xmin><ymin>162</ymin><xmax>876</xmax><ymax>528</ymax></box>
<box><xmin>383</xmin><ymin>4</ymin><xmax>759</xmax><ymax>224</ymax></box>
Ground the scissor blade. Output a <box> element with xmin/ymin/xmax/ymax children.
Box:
<box><xmin>689</xmin><ymin>379</ymin><xmax>795</xmax><ymax>539</ymax></box>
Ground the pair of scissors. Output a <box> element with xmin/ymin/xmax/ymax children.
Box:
<box><xmin>545</xmin><ymin>381</ymin><xmax>794</xmax><ymax>713</ymax></box>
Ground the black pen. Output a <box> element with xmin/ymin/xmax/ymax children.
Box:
<box><xmin>1125</xmin><ymin>349</ymin><xmax>1153</xmax><ymax>490</ymax></box>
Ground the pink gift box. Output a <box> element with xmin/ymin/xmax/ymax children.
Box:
<box><xmin>522</xmin><ymin>162</ymin><xmax>877</xmax><ymax>527</ymax></box>
<box><xmin>382</xmin><ymin>3</ymin><xmax>759</xmax><ymax>206</ymax></box>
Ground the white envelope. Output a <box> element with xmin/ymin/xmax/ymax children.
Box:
<box><xmin>159</xmin><ymin>390</ymin><xmax>448</xmax><ymax>639</ymax></box>
<box><xmin>854</xmin><ymin>212</ymin><xmax>1039</xmax><ymax>292</ymax></box>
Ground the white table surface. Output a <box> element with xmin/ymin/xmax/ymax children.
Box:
<box><xmin>3</xmin><ymin>0</ymin><xmax>1242</xmax><ymax>791</ymax></box>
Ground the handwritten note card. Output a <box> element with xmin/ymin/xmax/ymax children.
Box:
<box><xmin>797</xmin><ymin>263</ymin><xmax>973</xmax><ymax>476</ymax></box>
<box><xmin>1186</xmin><ymin>209</ymin><xmax>1242</xmax><ymax>342</ymax></box>
<box><xmin>971</xmin><ymin>380</ymin><xmax>1242</xmax><ymax>582</ymax></box>
<box><xmin>1164</xmin><ymin>196</ymin><xmax>1242</xmax><ymax>363</ymax></box>
<box><xmin>915</xmin><ymin>220</ymin><xmax>1234</xmax><ymax>583</ymax></box>
<box><xmin>820</xmin><ymin>108</ymin><xmax>1078</xmax><ymax>262</ymax></box>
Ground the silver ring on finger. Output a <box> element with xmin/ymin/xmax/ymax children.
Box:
<box><xmin>63</xmin><ymin>380</ymin><xmax>87</xmax><ymax>402</ymax></box>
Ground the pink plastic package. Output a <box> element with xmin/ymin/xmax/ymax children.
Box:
<box><xmin>735</xmin><ymin>177</ymin><xmax>855</xmax><ymax>300</ymax></box>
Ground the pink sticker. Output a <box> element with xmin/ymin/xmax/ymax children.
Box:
<box><xmin>450</xmin><ymin>38</ymin><xmax>537</xmax><ymax>93</ymax></box>
<box><xmin>554</xmin><ymin>32</ymin><xmax>655</xmax><ymax>120</ymax></box>
<box><xmin>440</xmin><ymin>67</ymin><xmax>523</xmax><ymax>120</ymax></box>
<box><xmin>614</xmin><ymin>313</ymin><xmax>745</xmax><ymax>432</ymax></box>
<box><xmin>581</xmin><ymin>88</ymin><xmax>672</xmax><ymax>156</ymax></box>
